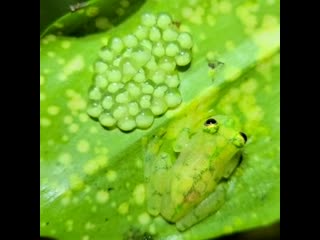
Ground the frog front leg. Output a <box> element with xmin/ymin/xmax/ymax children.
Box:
<box><xmin>145</xmin><ymin>133</ymin><xmax>173</xmax><ymax>216</ymax></box>
<box><xmin>173</xmin><ymin>127</ymin><xmax>191</xmax><ymax>152</ymax></box>
<box><xmin>176</xmin><ymin>182</ymin><xmax>227</xmax><ymax>231</ymax></box>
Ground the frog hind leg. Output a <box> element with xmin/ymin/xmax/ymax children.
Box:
<box><xmin>145</xmin><ymin>136</ymin><xmax>172</xmax><ymax>216</ymax></box>
<box><xmin>176</xmin><ymin>183</ymin><xmax>226</xmax><ymax>231</ymax></box>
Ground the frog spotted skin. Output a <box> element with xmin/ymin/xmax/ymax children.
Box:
<box><xmin>144</xmin><ymin>115</ymin><xmax>247</xmax><ymax>231</ymax></box>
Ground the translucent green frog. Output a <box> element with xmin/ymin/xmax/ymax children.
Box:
<box><xmin>144</xmin><ymin>115</ymin><xmax>247</xmax><ymax>231</ymax></box>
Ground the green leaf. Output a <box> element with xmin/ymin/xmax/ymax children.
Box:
<box><xmin>40</xmin><ymin>0</ymin><xmax>279</xmax><ymax>239</ymax></box>
<box><xmin>41</xmin><ymin>0</ymin><xmax>145</xmax><ymax>38</ymax></box>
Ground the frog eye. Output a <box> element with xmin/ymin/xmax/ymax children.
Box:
<box><xmin>232</xmin><ymin>132</ymin><xmax>247</xmax><ymax>148</ymax></box>
<box><xmin>203</xmin><ymin>118</ymin><xmax>219</xmax><ymax>134</ymax></box>
<box><xmin>239</xmin><ymin>132</ymin><xmax>247</xmax><ymax>143</ymax></box>
<box><xmin>204</xmin><ymin>118</ymin><xmax>217</xmax><ymax>126</ymax></box>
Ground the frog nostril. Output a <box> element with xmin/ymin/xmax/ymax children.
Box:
<box><xmin>204</xmin><ymin>118</ymin><xmax>217</xmax><ymax>126</ymax></box>
<box><xmin>239</xmin><ymin>132</ymin><xmax>247</xmax><ymax>143</ymax></box>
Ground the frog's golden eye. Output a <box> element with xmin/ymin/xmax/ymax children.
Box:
<box><xmin>232</xmin><ymin>132</ymin><xmax>247</xmax><ymax>148</ymax></box>
<box><xmin>203</xmin><ymin>118</ymin><xmax>219</xmax><ymax>134</ymax></box>
<box><xmin>204</xmin><ymin>118</ymin><xmax>217</xmax><ymax>126</ymax></box>
<box><xmin>239</xmin><ymin>132</ymin><xmax>247</xmax><ymax>143</ymax></box>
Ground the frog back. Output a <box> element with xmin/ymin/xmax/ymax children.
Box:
<box><xmin>161</xmin><ymin>118</ymin><xmax>244</xmax><ymax>222</ymax></box>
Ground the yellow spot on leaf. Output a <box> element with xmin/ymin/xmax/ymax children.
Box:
<box><xmin>118</xmin><ymin>202</ymin><xmax>129</xmax><ymax>215</ymax></box>
<box><xmin>64</xmin><ymin>55</ymin><xmax>85</xmax><ymax>76</ymax></box>
<box><xmin>65</xmin><ymin>220</ymin><xmax>74</xmax><ymax>232</ymax></box>
<box><xmin>133</xmin><ymin>184</ymin><xmax>145</xmax><ymax>205</ymax></box>
<box><xmin>61</xmin><ymin>41</ymin><xmax>71</xmax><ymax>49</ymax></box>
<box><xmin>138</xmin><ymin>212</ymin><xmax>151</xmax><ymax>225</ymax></box>
<box><xmin>83</xmin><ymin>155</ymin><xmax>108</xmax><ymax>175</ymax></box>
<box><xmin>85</xmin><ymin>222</ymin><xmax>96</xmax><ymax>230</ymax></box>
<box><xmin>40</xmin><ymin>118</ymin><xmax>51</xmax><ymax>127</ymax></box>
<box><xmin>40</xmin><ymin>93</ymin><xmax>46</xmax><ymax>101</ymax></box>
<box><xmin>96</xmin><ymin>190</ymin><xmax>109</xmax><ymax>203</ymax></box>
<box><xmin>223</xmin><ymin>226</ymin><xmax>233</xmax><ymax>234</ymax></box>
<box><xmin>67</xmin><ymin>94</ymin><xmax>86</xmax><ymax>111</ymax></box>
<box><xmin>82</xmin><ymin>235</ymin><xmax>90</xmax><ymax>240</ymax></box>
<box><xmin>240</xmin><ymin>78</ymin><xmax>258</xmax><ymax>94</ymax></box>
<box><xmin>40</xmin><ymin>75</ymin><xmax>45</xmax><ymax>86</ymax></box>
<box><xmin>69</xmin><ymin>123</ymin><xmax>79</xmax><ymax>133</ymax></box>
<box><xmin>95</xmin><ymin>17</ymin><xmax>112</xmax><ymax>30</ymax></box>
<box><xmin>47</xmin><ymin>51</ymin><xmax>56</xmax><ymax>58</ymax></box>
<box><xmin>47</xmin><ymin>105</ymin><xmax>60</xmax><ymax>115</ymax></box>
<box><xmin>86</xmin><ymin>7</ymin><xmax>99</xmax><ymax>17</ymax></box>
<box><xmin>218</xmin><ymin>1</ymin><xmax>232</xmax><ymax>14</ymax></box>
<box><xmin>120</xmin><ymin>0</ymin><xmax>130</xmax><ymax>8</ymax></box>
<box><xmin>58</xmin><ymin>153</ymin><xmax>72</xmax><ymax>165</ymax></box>
<box><xmin>77</xmin><ymin>140</ymin><xmax>90</xmax><ymax>153</ymax></box>
<box><xmin>61</xmin><ymin>196</ymin><xmax>71</xmax><ymax>206</ymax></box>
<box><xmin>57</xmin><ymin>58</ymin><xmax>66</xmax><ymax>65</ymax></box>
<box><xmin>91</xmin><ymin>205</ymin><xmax>97</xmax><ymax>212</ymax></box>
<box><xmin>79</xmin><ymin>113</ymin><xmax>89</xmax><ymax>122</ymax></box>
<box><xmin>106</xmin><ymin>170</ymin><xmax>117</xmax><ymax>182</ymax></box>
<box><xmin>206</xmin><ymin>15</ymin><xmax>216</xmax><ymax>26</ymax></box>
<box><xmin>69</xmin><ymin>174</ymin><xmax>84</xmax><ymax>191</ymax></box>
<box><xmin>64</xmin><ymin>116</ymin><xmax>73</xmax><ymax>124</ymax></box>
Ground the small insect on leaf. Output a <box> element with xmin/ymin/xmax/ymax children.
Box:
<box><xmin>208</xmin><ymin>60</ymin><xmax>224</xmax><ymax>69</ymax></box>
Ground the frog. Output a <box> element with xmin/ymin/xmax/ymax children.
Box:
<box><xmin>144</xmin><ymin>115</ymin><xmax>247</xmax><ymax>231</ymax></box>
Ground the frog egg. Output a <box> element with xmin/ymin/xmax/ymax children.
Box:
<box><xmin>122</xmin><ymin>48</ymin><xmax>133</xmax><ymax>59</ymax></box>
<box><xmin>135</xmin><ymin>25</ymin><xmax>149</xmax><ymax>40</ymax></box>
<box><xmin>127</xmin><ymin>82</ymin><xmax>141</xmax><ymax>99</ymax></box>
<box><xmin>152</xmin><ymin>42</ymin><xmax>165</xmax><ymax>58</ymax></box>
<box><xmin>158</xmin><ymin>56</ymin><xmax>176</xmax><ymax>72</ymax></box>
<box><xmin>150</xmin><ymin>69</ymin><xmax>166</xmax><ymax>84</ymax></box>
<box><xmin>107</xmin><ymin>68</ymin><xmax>122</xmax><ymax>82</ymax></box>
<box><xmin>157</xmin><ymin>13</ymin><xmax>172</xmax><ymax>29</ymax></box>
<box><xmin>99</xmin><ymin>46</ymin><xmax>114</xmax><ymax>63</ymax></box>
<box><xmin>162</xmin><ymin>28</ymin><xmax>178</xmax><ymax>42</ymax></box>
<box><xmin>117</xmin><ymin>116</ymin><xmax>136</xmax><ymax>132</ymax></box>
<box><xmin>115</xmin><ymin>90</ymin><xmax>130</xmax><ymax>104</ymax></box>
<box><xmin>144</xmin><ymin>56</ymin><xmax>158</xmax><ymax>71</ymax></box>
<box><xmin>177</xmin><ymin>32</ymin><xmax>193</xmax><ymax>49</ymax></box>
<box><xmin>140</xmin><ymin>39</ymin><xmax>153</xmax><ymax>51</ymax></box>
<box><xmin>150</xmin><ymin>97</ymin><xmax>168</xmax><ymax>116</ymax></box>
<box><xmin>136</xmin><ymin>109</ymin><xmax>154</xmax><ymax>129</ymax></box>
<box><xmin>165</xmin><ymin>74</ymin><xmax>180</xmax><ymax>88</ymax></box>
<box><xmin>112</xmin><ymin>56</ymin><xmax>122</xmax><ymax>67</ymax></box>
<box><xmin>109</xmin><ymin>37</ymin><xmax>124</xmax><ymax>54</ymax></box>
<box><xmin>128</xmin><ymin>101</ymin><xmax>140</xmax><ymax>116</ymax></box>
<box><xmin>165</xmin><ymin>43</ymin><xmax>180</xmax><ymax>57</ymax></box>
<box><xmin>141</xmin><ymin>81</ymin><xmax>154</xmax><ymax>94</ymax></box>
<box><xmin>120</xmin><ymin>58</ymin><xmax>138</xmax><ymax>82</ymax></box>
<box><xmin>112</xmin><ymin>104</ymin><xmax>128</xmax><ymax>120</ymax></box>
<box><xmin>88</xmin><ymin>86</ymin><xmax>103</xmax><ymax>101</ymax></box>
<box><xmin>94</xmin><ymin>75</ymin><xmax>108</xmax><ymax>89</ymax></box>
<box><xmin>175</xmin><ymin>50</ymin><xmax>192</xmax><ymax>66</ymax></box>
<box><xmin>141</xmin><ymin>13</ymin><xmax>157</xmax><ymax>27</ymax></box>
<box><xmin>153</xmin><ymin>84</ymin><xmax>168</xmax><ymax>98</ymax></box>
<box><xmin>131</xmin><ymin>47</ymin><xmax>152</xmax><ymax>69</ymax></box>
<box><xmin>139</xmin><ymin>95</ymin><xmax>152</xmax><ymax>108</ymax></box>
<box><xmin>165</xmin><ymin>88</ymin><xmax>182</xmax><ymax>108</ymax></box>
<box><xmin>94</xmin><ymin>60</ymin><xmax>108</xmax><ymax>74</ymax></box>
<box><xmin>133</xmin><ymin>69</ymin><xmax>146</xmax><ymax>83</ymax></box>
<box><xmin>101</xmin><ymin>95</ymin><xmax>114</xmax><ymax>109</ymax></box>
<box><xmin>123</xmin><ymin>34</ymin><xmax>138</xmax><ymax>48</ymax></box>
<box><xmin>108</xmin><ymin>82</ymin><xmax>124</xmax><ymax>93</ymax></box>
<box><xmin>87</xmin><ymin>101</ymin><xmax>103</xmax><ymax>118</ymax></box>
<box><xmin>149</xmin><ymin>26</ymin><xmax>161</xmax><ymax>42</ymax></box>
<box><xmin>99</xmin><ymin>111</ymin><xmax>116</xmax><ymax>127</ymax></box>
